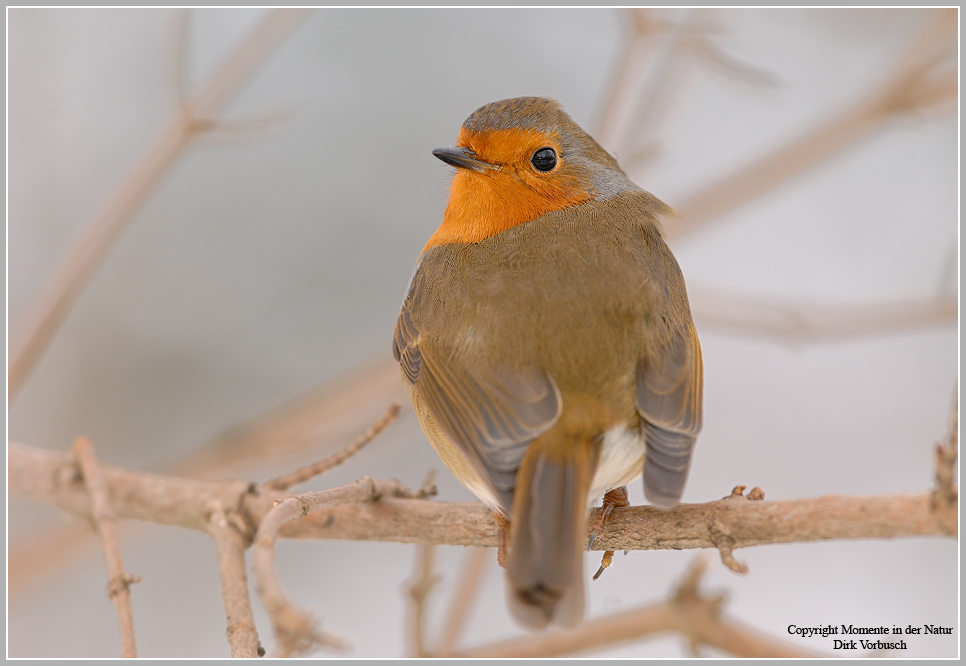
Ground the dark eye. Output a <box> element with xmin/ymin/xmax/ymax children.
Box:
<box><xmin>531</xmin><ymin>147</ymin><xmax>557</xmax><ymax>172</ymax></box>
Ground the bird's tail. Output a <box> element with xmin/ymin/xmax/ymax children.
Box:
<box><xmin>506</xmin><ymin>430</ymin><xmax>598</xmax><ymax>630</ymax></box>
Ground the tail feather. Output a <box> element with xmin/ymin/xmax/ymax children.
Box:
<box><xmin>506</xmin><ymin>435</ymin><xmax>596</xmax><ymax>630</ymax></box>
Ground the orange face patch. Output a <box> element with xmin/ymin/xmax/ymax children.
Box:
<box><xmin>423</xmin><ymin>127</ymin><xmax>592</xmax><ymax>252</ymax></box>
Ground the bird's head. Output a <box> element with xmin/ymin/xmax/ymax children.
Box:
<box><xmin>424</xmin><ymin>97</ymin><xmax>633</xmax><ymax>251</ymax></box>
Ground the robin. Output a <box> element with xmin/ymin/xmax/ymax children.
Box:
<box><xmin>392</xmin><ymin>97</ymin><xmax>703</xmax><ymax>630</ymax></box>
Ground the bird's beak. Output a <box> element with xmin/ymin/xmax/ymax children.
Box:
<box><xmin>432</xmin><ymin>147</ymin><xmax>495</xmax><ymax>173</ymax></box>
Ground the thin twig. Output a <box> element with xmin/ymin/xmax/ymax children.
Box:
<box><xmin>685</xmin><ymin>17</ymin><xmax>780</xmax><ymax>89</ymax></box>
<box><xmin>253</xmin><ymin>480</ymin><xmax>379</xmax><ymax>657</ymax></box>
<box><xmin>689</xmin><ymin>291</ymin><xmax>957</xmax><ymax>342</ymax></box>
<box><xmin>455</xmin><ymin>555</ymin><xmax>824</xmax><ymax>658</ymax></box>
<box><xmin>166</xmin><ymin>357</ymin><xmax>403</xmax><ymax>478</ymax></box>
<box><xmin>407</xmin><ymin>544</ymin><xmax>440</xmax><ymax>658</ymax></box>
<box><xmin>435</xmin><ymin>546</ymin><xmax>489</xmax><ymax>657</ymax></box>
<box><xmin>8</xmin><ymin>8</ymin><xmax>312</xmax><ymax>401</ymax></box>
<box><xmin>206</xmin><ymin>500</ymin><xmax>262</xmax><ymax>658</ymax></box>
<box><xmin>71</xmin><ymin>437</ymin><xmax>139</xmax><ymax>658</ymax></box>
<box><xmin>265</xmin><ymin>402</ymin><xmax>401</xmax><ymax>490</ymax></box>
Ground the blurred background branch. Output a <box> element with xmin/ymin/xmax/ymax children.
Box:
<box><xmin>455</xmin><ymin>556</ymin><xmax>827</xmax><ymax>658</ymax></box>
<box><xmin>668</xmin><ymin>9</ymin><xmax>956</xmax><ymax>239</ymax></box>
<box><xmin>7</xmin><ymin>8</ymin><xmax>311</xmax><ymax>401</ymax></box>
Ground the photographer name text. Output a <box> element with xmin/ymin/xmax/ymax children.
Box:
<box><xmin>787</xmin><ymin>624</ymin><xmax>953</xmax><ymax>651</ymax></box>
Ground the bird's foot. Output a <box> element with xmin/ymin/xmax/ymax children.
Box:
<box><xmin>589</xmin><ymin>486</ymin><xmax>630</xmax><ymax>579</ymax></box>
<box><xmin>589</xmin><ymin>486</ymin><xmax>629</xmax><ymax>548</ymax></box>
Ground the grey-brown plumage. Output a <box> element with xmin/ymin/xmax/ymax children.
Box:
<box><xmin>393</xmin><ymin>97</ymin><xmax>703</xmax><ymax>629</ymax></box>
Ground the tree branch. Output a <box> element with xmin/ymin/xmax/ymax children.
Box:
<box><xmin>9</xmin><ymin>432</ymin><xmax>956</xmax><ymax>658</ymax></box>
<box><xmin>206</xmin><ymin>499</ymin><xmax>263</xmax><ymax>657</ymax></box>
<box><xmin>71</xmin><ymin>437</ymin><xmax>139</xmax><ymax>658</ymax></box>
<box><xmin>11</xmin><ymin>441</ymin><xmax>955</xmax><ymax>557</ymax></box>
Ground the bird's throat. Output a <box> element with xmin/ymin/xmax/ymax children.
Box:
<box><xmin>423</xmin><ymin>169</ymin><xmax>590</xmax><ymax>251</ymax></box>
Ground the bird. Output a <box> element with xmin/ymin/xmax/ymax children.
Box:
<box><xmin>392</xmin><ymin>97</ymin><xmax>702</xmax><ymax>630</ymax></box>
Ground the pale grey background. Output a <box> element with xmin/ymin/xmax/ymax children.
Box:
<box><xmin>8</xmin><ymin>7</ymin><xmax>958</xmax><ymax>658</ymax></box>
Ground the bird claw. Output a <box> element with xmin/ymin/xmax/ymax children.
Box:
<box><xmin>593</xmin><ymin>550</ymin><xmax>615</xmax><ymax>580</ymax></box>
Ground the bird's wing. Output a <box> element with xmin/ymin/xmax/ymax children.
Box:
<box><xmin>394</xmin><ymin>307</ymin><xmax>561</xmax><ymax>509</ymax></box>
<box><xmin>635</xmin><ymin>321</ymin><xmax>703</xmax><ymax>507</ymax></box>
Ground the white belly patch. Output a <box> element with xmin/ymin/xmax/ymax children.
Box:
<box><xmin>589</xmin><ymin>425</ymin><xmax>646</xmax><ymax>505</ymax></box>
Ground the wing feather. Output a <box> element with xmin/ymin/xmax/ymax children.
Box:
<box><xmin>636</xmin><ymin>322</ymin><xmax>703</xmax><ymax>506</ymax></box>
<box><xmin>393</xmin><ymin>306</ymin><xmax>560</xmax><ymax>508</ymax></box>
